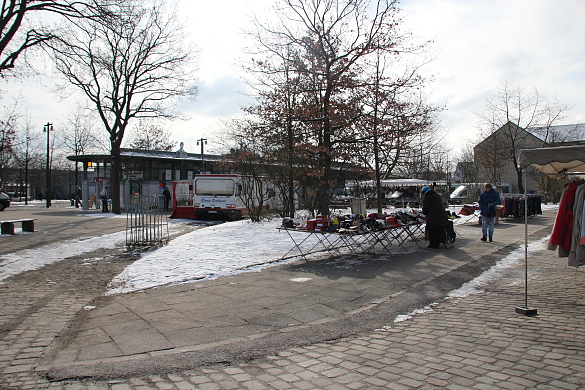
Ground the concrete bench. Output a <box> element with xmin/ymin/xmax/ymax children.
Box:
<box><xmin>0</xmin><ymin>219</ymin><xmax>36</xmax><ymax>234</ymax></box>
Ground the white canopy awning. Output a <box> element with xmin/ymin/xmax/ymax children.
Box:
<box><xmin>347</xmin><ymin>179</ymin><xmax>447</xmax><ymax>188</ymax></box>
<box><xmin>516</xmin><ymin>144</ymin><xmax>585</xmax><ymax>315</ymax></box>
<box><xmin>518</xmin><ymin>145</ymin><xmax>585</xmax><ymax>174</ymax></box>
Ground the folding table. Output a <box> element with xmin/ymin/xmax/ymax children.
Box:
<box><xmin>278</xmin><ymin>223</ymin><xmax>425</xmax><ymax>263</ymax></box>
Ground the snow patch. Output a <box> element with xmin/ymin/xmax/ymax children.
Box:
<box><xmin>374</xmin><ymin>235</ymin><xmax>551</xmax><ymax>330</ymax></box>
<box><xmin>106</xmin><ymin>219</ymin><xmax>310</xmax><ymax>294</ymax></box>
<box><xmin>446</xmin><ymin>235</ymin><xmax>550</xmax><ymax>299</ymax></box>
<box><xmin>0</xmin><ymin>231</ymin><xmax>127</xmax><ymax>283</ymax></box>
<box><xmin>290</xmin><ymin>277</ymin><xmax>313</xmax><ymax>282</ymax></box>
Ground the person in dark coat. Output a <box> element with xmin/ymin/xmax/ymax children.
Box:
<box><xmin>422</xmin><ymin>185</ymin><xmax>448</xmax><ymax>249</ymax></box>
<box><xmin>74</xmin><ymin>185</ymin><xmax>82</xmax><ymax>208</ymax></box>
<box><xmin>100</xmin><ymin>186</ymin><xmax>109</xmax><ymax>213</ymax></box>
<box><xmin>478</xmin><ymin>183</ymin><xmax>501</xmax><ymax>242</ymax></box>
<box><xmin>163</xmin><ymin>187</ymin><xmax>171</xmax><ymax>211</ymax></box>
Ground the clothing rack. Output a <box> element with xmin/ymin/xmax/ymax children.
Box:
<box><xmin>500</xmin><ymin>194</ymin><xmax>543</xmax><ymax>219</ymax></box>
<box><xmin>517</xmin><ymin>170</ymin><xmax>585</xmax><ymax>316</ymax></box>
<box><xmin>547</xmin><ymin>180</ymin><xmax>585</xmax><ymax>263</ymax></box>
<box><xmin>517</xmin><ymin>145</ymin><xmax>585</xmax><ymax>316</ymax></box>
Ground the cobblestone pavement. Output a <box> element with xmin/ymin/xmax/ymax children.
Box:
<box><xmin>1</xmin><ymin>204</ymin><xmax>584</xmax><ymax>389</ymax></box>
<box><xmin>36</xmin><ymin>250</ymin><xmax>585</xmax><ymax>389</ymax></box>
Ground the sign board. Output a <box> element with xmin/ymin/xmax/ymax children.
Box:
<box><xmin>127</xmin><ymin>171</ymin><xmax>143</xmax><ymax>180</ymax></box>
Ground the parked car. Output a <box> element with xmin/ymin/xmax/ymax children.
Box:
<box><xmin>0</xmin><ymin>192</ymin><xmax>10</xmax><ymax>211</ymax></box>
<box><xmin>390</xmin><ymin>191</ymin><xmax>403</xmax><ymax>199</ymax></box>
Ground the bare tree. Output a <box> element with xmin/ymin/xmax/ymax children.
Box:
<box><xmin>12</xmin><ymin>117</ymin><xmax>43</xmax><ymax>203</ymax></box>
<box><xmin>247</xmin><ymin>0</ymin><xmax>421</xmax><ymax>215</ymax></box>
<box><xmin>219</xmin><ymin>119</ymin><xmax>275</xmax><ymax>221</ymax></box>
<box><xmin>60</xmin><ymin>102</ymin><xmax>102</xmax><ymax>188</ymax></box>
<box><xmin>356</xmin><ymin>64</ymin><xmax>442</xmax><ymax>206</ymax></box>
<box><xmin>49</xmin><ymin>0</ymin><xmax>197</xmax><ymax>213</ymax></box>
<box><xmin>125</xmin><ymin>119</ymin><xmax>176</xmax><ymax>151</ymax></box>
<box><xmin>474</xmin><ymin>81</ymin><xmax>571</xmax><ymax>193</ymax></box>
<box><xmin>0</xmin><ymin>96</ymin><xmax>21</xmax><ymax>188</ymax></box>
<box><xmin>0</xmin><ymin>0</ymin><xmax>118</xmax><ymax>75</ymax></box>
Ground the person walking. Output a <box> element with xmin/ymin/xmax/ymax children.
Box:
<box><xmin>422</xmin><ymin>185</ymin><xmax>448</xmax><ymax>249</ymax></box>
<box><xmin>163</xmin><ymin>186</ymin><xmax>171</xmax><ymax>211</ymax></box>
<box><xmin>101</xmin><ymin>186</ymin><xmax>109</xmax><ymax>213</ymax></box>
<box><xmin>478</xmin><ymin>183</ymin><xmax>501</xmax><ymax>242</ymax></box>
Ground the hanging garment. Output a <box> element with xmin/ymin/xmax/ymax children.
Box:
<box><xmin>549</xmin><ymin>182</ymin><xmax>581</xmax><ymax>254</ymax></box>
<box><xmin>533</xmin><ymin>196</ymin><xmax>543</xmax><ymax>215</ymax></box>
<box><xmin>580</xmin><ymin>199</ymin><xmax>585</xmax><ymax>246</ymax></box>
<box><xmin>505</xmin><ymin>197</ymin><xmax>514</xmax><ymax>216</ymax></box>
<box><xmin>568</xmin><ymin>183</ymin><xmax>585</xmax><ymax>266</ymax></box>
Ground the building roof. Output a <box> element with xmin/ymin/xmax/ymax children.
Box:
<box><xmin>120</xmin><ymin>148</ymin><xmax>224</xmax><ymax>162</ymax></box>
<box><xmin>474</xmin><ymin>121</ymin><xmax>545</xmax><ymax>152</ymax></box>
<box><xmin>67</xmin><ymin>148</ymin><xmax>226</xmax><ymax>163</ymax></box>
<box><xmin>526</xmin><ymin>123</ymin><xmax>585</xmax><ymax>135</ymax></box>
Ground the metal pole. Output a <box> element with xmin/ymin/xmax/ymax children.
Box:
<box><xmin>197</xmin><ymin>138</ymin><xmax>207</xmax><ymax>173</ymax></box>
<box><xmin>516</xmin><ymin>168</ymin><xmax>537</xmax><ymax>316</ymax></box>
<box><xmin>524</xmin><ymin>170</ymin><xmax>528</xmax><ymax>308</ymax></box>
<box><xmin>43</xmin><ymin>123</ymin><xmax>53</xmax><ymax>208</ymax></box>
<box><xmin>82</xmin><ymin>161</ymin><xmax>89</xmax><ymax>211</ymax></box>
<box><xmin>24</xmin><ymin>137</ymin><xmax>30</xmax><ymax>206</ymax></box>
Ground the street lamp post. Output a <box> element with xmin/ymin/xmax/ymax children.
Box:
<box><xmin>196</xmin><ymin>138</ymin><xmax>207</xmax><ymax>171</ymax></box>
<box><xmin>24</xmin><ymin>136</ymin><xmax>31</xmax><ymax>206</ymax></box>
<box><xmin>43</xmin><ymin>122</ymin><xmax>53</xmax><ymax>208</ymax></box>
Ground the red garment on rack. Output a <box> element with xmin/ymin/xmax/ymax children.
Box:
<box><xmin>550</xmin><ymin>182</ymin><xmax>581</xmax><ymax>251</ymax></box>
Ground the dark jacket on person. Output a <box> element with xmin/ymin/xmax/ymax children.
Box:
<box><xmin>422</xmin><ymin>189</ymin><xmax>448</xmax><ymax>228</ymax></box>
<box><xmin>478</xmin><ymin>189</ymin><xmax>501</xmax><ymax>217</ymax></box>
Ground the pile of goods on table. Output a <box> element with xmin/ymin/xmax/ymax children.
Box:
<box><xmin>282</xmin><ymin>210</ymin><xmax>426</xmax><ymax>233</ymax></box>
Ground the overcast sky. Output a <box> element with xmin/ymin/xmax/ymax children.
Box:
<box><xmin>2</xmin><ymin>0</ymin><xmax>584</xmax><ymax>156</ymax></box>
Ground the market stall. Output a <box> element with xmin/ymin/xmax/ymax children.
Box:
<box><xmin>278</xmin><ymin>213</ymin><xmax>426</xmax><ymax>263</ymax></box>
<box><xmin>516</xmin><ymin>144</ymin><xmax>585</xmax><ymax>315</ymax></box>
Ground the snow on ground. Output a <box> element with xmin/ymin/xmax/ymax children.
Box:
<box><xmin>372</xmin><ymin>235</ymin><xmax>552</xmax><ymax>331</ymax></box>
<box><xmin>106</xmin><ymin>203</ymin><xmax>559</xmax><ymax>294</ymax></box>
<box><xmin>0</xmin><ymin>207</ymin><xmax>183</xmax><ymax>282</ymax></box>
<box><xmin>1</xmin><ymin>203</ymin><xmax>560</xmax><ymax>302</ymax></box>
<box><xmin>0</xmin><ymin>230</ymin><xmax>127</xmax><ymax>283</ymax></box>
<box><xmin>107</xmin><ymin>219</ymin><xmax>323</xmax><ymax>294</ymax></box>
<box><xmin>391</xmin><ymin>233</ymin><xmax>553</xmax><ymax>326</ymax></box>
<box><xmin>106</xmin><ymin>207</ymin><xmax>435</xmax><ymax>294</ymax></box>
<box><xmin>445</xmin><ymin>235</ymin><xmax>551</xmax><ymax>299</ymax></box>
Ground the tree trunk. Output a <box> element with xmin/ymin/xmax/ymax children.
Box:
<box><xmin>516</xmin><ymin>167</ymin><xmax>524</xmax><ymax>194</ymax></box>
<box><xmin>111</xmin><ymin>141</ymin><xmax>122</xmax><ymax>214</ymax></box>
<box><xmin>318</xmin><ymin>80</ymin><xmax>333</xmax><ymax>216</ymax></box>
<box><xmin>287</xmin><ymin>115</ymin><xmax>295</xmax><ymax>217</ymax></box>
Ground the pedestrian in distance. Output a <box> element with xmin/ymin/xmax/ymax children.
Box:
<box><xmin>101</xmin><ymin>186</ymin><xmax>109</xmax><ymax>213</ymax></box>
<box><xmin>74</xmin><ymin>185</ymin><xmax>82</xmax><ymax>208</ymax></box>
<box><xmin>163</xmin><ymin>186</ymin><xmax>171</xmax><ymax>211</ymax></box>
<box><xmin>422</xmin><ymin>185</ymin><xmax>448</xmax><ymax>249</ymax></box>
<box><xmin>478</xmin><ymin>183</ymin><xmax>500</xmax><ymax>242</ymax></box>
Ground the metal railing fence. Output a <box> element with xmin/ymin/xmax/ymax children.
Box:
<box><xmin>126</xmin><ymin>195</ymin><xmax>169</xmax><ymax>249</ymax></box>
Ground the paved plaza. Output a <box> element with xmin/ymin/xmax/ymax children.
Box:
<box><xmin>0</xmin><ymin>202</ymin><xmax>584</xmax><ymax>389</ymax></box>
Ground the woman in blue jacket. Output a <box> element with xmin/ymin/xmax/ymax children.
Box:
<box><xmin>478</xmin><ymin>183</ymin><xmax>500</xmax><ymax>242</ymax></box>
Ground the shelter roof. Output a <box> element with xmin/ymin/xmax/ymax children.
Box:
<box><xmin>349</xmin><ymin>178</ymin><xmax>447</xmax><ymax>187</ymax></box>
<box><xmin>518</xmin><ymin>144</ymin><xmax>585</xmax><ymax>175</ymax></box>
<box><xmin>67</xmin><ymin>148</ymin><xmax>226</xmax><ymax>163</ymax></box>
